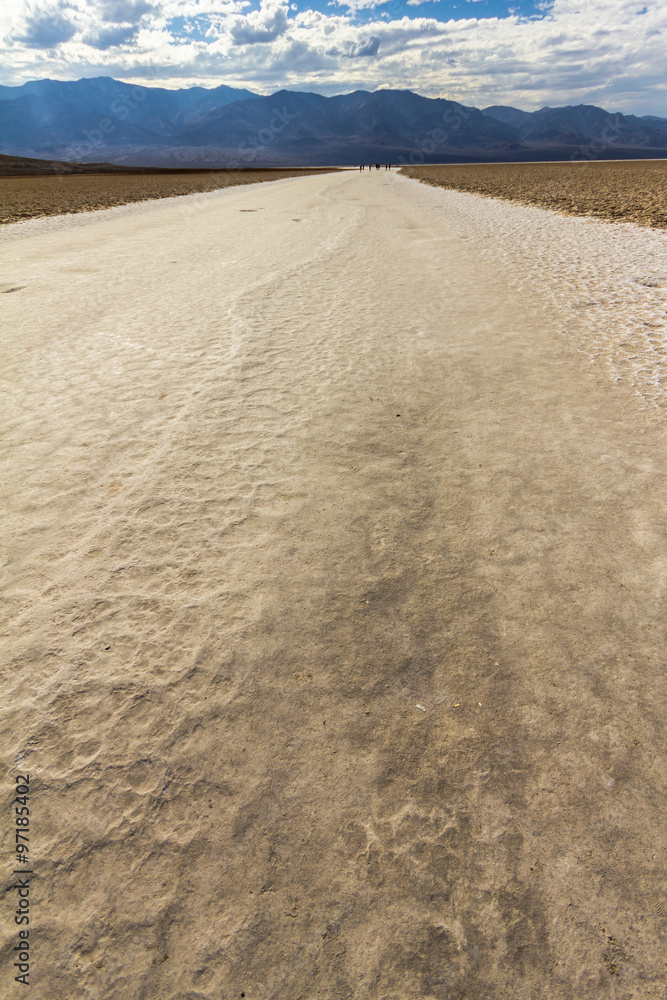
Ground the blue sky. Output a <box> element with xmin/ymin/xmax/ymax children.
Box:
<box><xmin>324</xmin><ymin>0</ymin><xmax>546</xmax><ymax>24</ymax></box>
<box><xmin>1</xmin><ymin>0</ymin><xmax>666</xmax><ymax>114</ymax></box>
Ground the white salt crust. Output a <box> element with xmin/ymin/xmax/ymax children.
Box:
<box><xmin>396</xmin><ymin>173</ymin><xmax>667</xmax><ymax>410</ymax></box>
<box><xmin>4</xmin><ymin>170</ymin><xmax>666</xmax><ymax>407</ymax></box>
<box><xmin>0</xmin><ymin>174</ymin><xmax>300</xmax><ymax>242</ymax></box>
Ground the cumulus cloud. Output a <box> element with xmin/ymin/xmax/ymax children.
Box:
<box><xmin>99</xmin><ymin>0</ymin><xmax>153</xmax><ymax>20</ymax></box>
<box><xmin>333</xmin><ymin>33</ymin><xmax>380</xmax><ymax>56</ymax></box>
<box><xmin>85</xmin><ymin>23</ymin><xmax>139</xmax><ymax>47</ymax></box>
<box><xmin>82</xmin><ymin>0</ymin><xmax>152</xmax><ymax>47</ymax></box>
<box><xmin>14</xmin><ymin>4</ymin><xmax>78</xmax><ymax>47</ymax></box>
<box><xmin>230</xmin><ymin>0</ymin><xmax>290</xmax><ymax>43</ymax></box>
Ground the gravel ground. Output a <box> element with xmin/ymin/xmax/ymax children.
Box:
<box><xmin>0</xmin><ymin>168</ymin><xmax>338</xmax><ymax>224</ymax></box>
<box><xmin>400</xmin><ymin>160</ymin><xmax>667</xmax><ymax>230</ymax></box>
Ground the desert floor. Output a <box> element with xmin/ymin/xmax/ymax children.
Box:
<box><xmin>1</xmin><ymin>169</ymin><xmax>666</xmax><ymax>999</ymax></box>
<box><xmin>401</xmin><ymin>159</ymin><xmax>667</xmax><ymax>230</ymax></box>
<box><xmin>0</xmin><ymin>167</ymin><xmax>339</xmax><ymax>225</ymax></box>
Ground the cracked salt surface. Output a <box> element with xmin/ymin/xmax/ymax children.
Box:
<box><xmin>397</xmin><ymin>173</ymin><xmax>667</xmax><ymax>410</ymax></box>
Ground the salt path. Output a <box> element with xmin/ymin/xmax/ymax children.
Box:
<box><xmin>1</xmin><ymin>169</ymin><xmax>666</xmax><ymax>999</ymax></box>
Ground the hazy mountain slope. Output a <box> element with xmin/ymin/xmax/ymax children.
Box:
<box><xmin>1</xmin><ymin>77</ymin><xmax>666</xmax><ymax>165</ymax></box>
<box><xmin>481</xmin><ymin>105</ymin><xmax>532</xmax><ymax>127</ymax></box>
<box><xmin>483</xmin><ymin>103</ymin><xmax>667</xmax><ymax>149</ymax></box>
<box><xmin>0</xmin><ymin>76</ymin><xmax>261</xmax><ymax>150</ymax></box>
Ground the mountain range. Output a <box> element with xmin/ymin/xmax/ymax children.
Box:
<box><xmin>1</xmin><ymin>76</ymin><xmax>666</xmax><ymax>167</ymax></box>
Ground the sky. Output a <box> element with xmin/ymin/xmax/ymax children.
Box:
<box><xmin>1</xmin><ymin>0</ymin><xmax>666</xmax><ymax>114</ymax></box>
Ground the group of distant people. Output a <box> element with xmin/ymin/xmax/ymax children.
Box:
<box><xmin>359</xmin><ymin>163</ymin><xmax>392</xmax><ymax>171</ymax></box>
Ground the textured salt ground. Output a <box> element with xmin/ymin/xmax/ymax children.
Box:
<box><xmin>1</xmin><ymin>170</ymin><xmax>667</xmax><ymax>999</ymax></box>
<box><xmin>396</xmin><ymin>173</ymin><xmax>667</xmax><ymax>410</ymax></box>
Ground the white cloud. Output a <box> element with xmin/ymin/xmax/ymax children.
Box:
<box><xmin>329</xmin><ymin>0</ymin><xmax>391</xmax><ymax>10</ymax></box>
<box><xmin>13</xmin><ymin>3</ymin><xmax>79</xmax><ymax>48</ymax></box>
<box><xmin>0</xmin><ymin>0</ymin><xmax>665</xmax><ymax>115</ymax></box>
<box><xmin>84</xmin><ymin>22</ymin><xmax>139</xmax><ymax>47</ymax></box>
<box><xmin>230</xmin><ymin>0</ymin><xmax>290</xmax><ymax>44</ymax></box>
<box><xmin>99</xmin><ymin>0</ymin><xmax>153</xmax><ymax>20</ymax></box>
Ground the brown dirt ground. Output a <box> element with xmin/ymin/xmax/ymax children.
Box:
<box><xmin>400</xmin><ymin>159</ymin><xmax>667</xmax><ymax>229</ymax></box>
<box><xmin>0</xmin><ymin>168</ymin><xmax>339</xmax><ymax>224</ymax></box>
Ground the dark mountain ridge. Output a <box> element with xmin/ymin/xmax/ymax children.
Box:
<box><xmin>487</xmin><ymin>103</ymin><xmax>667</xmax><ymax>148</ymax></box>
<box><xmin>0</xmin><ymin>77</ymin><xmax>665</xmax><ymax>166</ymax></box>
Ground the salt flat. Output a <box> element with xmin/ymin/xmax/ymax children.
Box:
<box><xmin>1</xmin><ymin>169</ymin><xmax>666</xmax><ymax>998</ymax></box>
